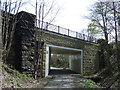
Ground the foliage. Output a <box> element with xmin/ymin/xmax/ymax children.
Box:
<box><xmin>97</xmin><ymin>38</ymin><xmax>114</xmax><ymax>72</ymax></box>
<box><xmin>97</xmin><ymin>38</ymin><xmax>110</xmax><ymax>55</ymax></box>
<box><xmin>88</xmin><ymin>1</ymin><xmax>120</xmax><ymax>42</ymax></box>
<box><xmin>93</xmin><ymin>3</ymin><xmax>120</xmax><ymax>87</ymax></box>
<box><xmin>2</xmin><ymin>62</ymin><xmax>37</xmax><ymax>88</ymax></box>
<box><xmin>109</xmin><ymin>41</ymin><xmax>120</xmax><ymax>72</ymax></box>
<box><xmin>1</xmin><ymin>0</ymin><xmax>61</xmax><ymax>79</ymax></box>
<box><xmin>3</xmin><ymin>63</ymin><xmax>30</xmax><ymax>79</ymax></box>
<box><xmin>97</xmin><ymin>40</ymin><xmax>120</xmax><ymax>74</ymax></box>
<box><xmin>87</xmin><ymin>22</ymin><xmax>101</xmax><ymax>37</ymax></box>
<box><xmin>51</xmin><ymin>54</ymin><xmax>69</xmax><ymax>69</ymax></box>
<box><xmin>79</xmin><ymin>79</ymin><xmax>99</xmax><ymax>88</ymax></box>
<box><xmin>97</xmin><ymin>38</ymin><xmax>107</xmax><ymax>44</ymax></box>
<box><xmin>110</xmin><ymin>41</ymin><xmax>120</xmax><ymax>55</ymax></box>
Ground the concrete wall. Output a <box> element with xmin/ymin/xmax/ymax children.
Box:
<box><xmin>69</xmin><ymin>55</ymin><xmax>81</xmax><ymax>73</ymax></box>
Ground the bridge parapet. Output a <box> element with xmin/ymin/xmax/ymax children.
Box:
<box><xmin>35</xmin><ymin>20</ymin><xmax>97</xmax><ymax>43</ymax></box>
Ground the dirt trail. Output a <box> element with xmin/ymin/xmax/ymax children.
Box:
<box><xmin>44</xmin><ymin>74</ymin><xmax>86</xmax><ymax>88</ymax></box>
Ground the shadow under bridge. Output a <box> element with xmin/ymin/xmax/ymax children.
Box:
<box><xmin>45</xmin><ymin>44</ymin><xmax>83</xmax><ymax>77</ymax></box>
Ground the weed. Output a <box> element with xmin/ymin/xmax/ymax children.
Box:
<box><xmin>79</xmin><ymin>79</ymin><xmax>98</xmax><ymax>88</ymax></box>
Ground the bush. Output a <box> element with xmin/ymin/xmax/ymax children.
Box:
<box><xmin>79</xmin><ymin>79</ymin><xmax>99</xmax><ymax>88</ymax></box>
<box><xmin>51</xmin><ymin>54</ymin><xmax>69</xmax><ymax>68</ymax></box>
<box><xmin>97</xmin><ymin>38</ymin><xmax>107</xmax><ymax>44</ymax></box>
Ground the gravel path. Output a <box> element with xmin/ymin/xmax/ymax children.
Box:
<box><xmin>44</xmin><ymin>74</ymin><xmax>85</xmax><ymax>88</ymax></box>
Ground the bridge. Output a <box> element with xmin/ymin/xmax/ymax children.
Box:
<box><xmin>2</xmin><ymin>11</ymin><xmax>100</xmax><ymax>78</ymax></box>
<box><xmin>35</xmin><ymin>20</ymin><xmax>97</xmax><ymax>43</ymax></box>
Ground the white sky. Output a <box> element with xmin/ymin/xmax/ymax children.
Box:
<box><xmin>19</xmin><ymin>0</ymin><xmax>99</xmax><ymax>32</ymax></box>
<box><xmin>53</xmin><ymin>0</ymin><xmax>98</xmax><ymax>32</ymax></box>
<box><xmin>3</xmin><ymin>0</ymin><xmax>98</xmax><ymax>32</ymax></box>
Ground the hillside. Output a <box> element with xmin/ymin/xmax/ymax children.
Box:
<box><xmin>0</xmin><ymin>61</ymin><xmax>47</xmax><ymax>88</ymax></box>
<box><xmin>0</xmin><ymin>61</ymin><xmax>100</xmax><ymax>89</ymax></box>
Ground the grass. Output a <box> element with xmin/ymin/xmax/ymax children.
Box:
<box><xmin>79</xmin><ymin>79</ymin><xmax>99</xmax><ymax>88</ymax></box>
<box><xmin>2</xmin><ymin>62</ymin><xmax>37</xmax><ymax>88</ymax></box>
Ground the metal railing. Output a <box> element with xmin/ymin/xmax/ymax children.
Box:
<box><xmin>36</xmin><ymin>20</ymin><xmax>97</xmax><ymax>43</ymax></box>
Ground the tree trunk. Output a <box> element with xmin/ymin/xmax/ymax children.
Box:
<box><xmin>113</xmin><ymin>2</ymin><xmax>120</xmax><ymax>88</ymax></box>
<box><xmin>101</xmin><ymin>8</ymin><xmax>112</xmax><ymax>74</ymax></box>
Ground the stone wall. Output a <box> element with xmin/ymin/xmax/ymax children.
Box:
<box><xmin>15</xmin><ymin>11</ymin><xmax>36</xmax><ymax>76</ymax></box>
<box><xmin>83</xmin><ymin>44</ymin><xmax>99</xmax><ymax>75</ymax></box>
<box><xmin>2</xmin><ymin>11</ymin><xmax>36</xmax><ymax>77</ymax></box>
<box><xmin>14</xmin><ymin>25</ymin><xmax>99</xmax><ymax>77</ymax></box>
<box><xmin>40</xmin><ymin>30</ymin><xmax>99</xmax><ymax>76</ymax></box>
<box><xmin>2</xmin><ymin>11</ymin><xmax>99</xmax><ymax>78</ymax></box>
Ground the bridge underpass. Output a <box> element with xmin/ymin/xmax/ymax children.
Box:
<box><xmin>45</xmin><ymin>44</ymin><xmax>83</xmax><ymax>77</ymax></box>
<box><xmin>1</xmin><ymin>11</ymin><xmax>99</xmax><ymax>78</ymax></box>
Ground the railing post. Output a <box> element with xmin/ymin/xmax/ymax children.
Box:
<box><xmin>92</xmin><ymin>37</ymin><xmax>94</xmax><ymax>42</ymax></box>
<box><xmin>87</xmin><ymin>36</ymin><xmax>89</xmax><ymax>41</ymax></box>
<box><xmin>58</xmin><ymin>26</ymin><xmax>60</xmax><ymax>33</ymax></box>
<box><xmin>68</xmin><ymin>29</ymin><xmax>69</xmax><ymax>36</ymax></box>
<box><xmin>46</xmin><ymin>22</ymin><xmax>48</xmax><ymax>30</ymax></box>
<box><xmin>76</xmin><ymin>32</ymin><xmax>78</xmax><ymax>38</ymax></box>
<box><xmin>33</xmin><ymin>19</ymin><xmax>97</xmax><ymax>43</ymax></box>
<box><xmin>83</xmin><ymin>34</ymin><xmax>85</xmax><ymax>40</ymax></box>
<box><xmin>95</xmin><ymin>38</ymin><xmax>97</xmax><ymax>43</ymax></box>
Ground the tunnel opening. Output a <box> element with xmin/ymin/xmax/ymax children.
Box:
<box><xmin>45</xmin><ymin>44</ymin><xmax>83</xmax><ymax>77</ymax></box>
<box><xmin>50</xmin><ymin>54</ymin><xmax>79</xmax><ymax>75</ymax></box>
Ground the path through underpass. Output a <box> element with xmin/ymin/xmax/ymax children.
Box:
<box><xmin>43</xmin><ymin>74</ymin><xmax>85</xmax><ymax>88</ymax></box>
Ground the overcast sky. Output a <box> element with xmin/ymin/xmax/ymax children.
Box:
<box><xmin>17</xmin><ymin>0</ymin><xmax>99</xmax><ymax>32</ymax></box>
<box><xmin>4</xmin><ymin>0</ymin><xmax>98</xmax><ymax>32</ymax></box>
<box><xmin>53</xmin><ymin>0</ymin><xmax>98</xmax><ymax>32</ymax></box>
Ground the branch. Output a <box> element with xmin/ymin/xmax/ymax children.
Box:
<box><xmin>48</xmin><ymin>7</ymin><xmax>60</xmax><ymax>23</ymax></box>
<box><xmin>43</xmin><ymin>0</ymin><xmax>54</xmax><ymax>19</ymax></box>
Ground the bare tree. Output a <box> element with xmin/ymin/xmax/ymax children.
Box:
<box><xmin>1</xmin><ymin>0</ymin><xmax>26</xmax><ymax>64</ymax></box>
<box><xmin>88</xmin><ymin>2</ymin><xmax>114</xmax><ymax>74</ymax></box>
<box><xmin>88</xmin><ymin>0</ymin><xmax>120</xmax><ymax>88</ymax></box>
<box><xmin>33</xmin><ymin>0</ymin><xmax>61</xmax><ymax>78</ymax></box>
<box><xmin>1</xmin><ymin>0</ymin><xmax>61</xmax><ymax>79</ymax></box>
<box><xmin>112</xmin><ymin>1</ymin><xmax>120</xmax><ymax>88</ymax></box>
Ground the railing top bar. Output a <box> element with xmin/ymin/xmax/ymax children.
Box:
<box><xmin>36</xmin><ymin>19</ymin><xmax>98</xmax><ymax>43</ymax></box>
<box><xmin>36</xmin><ymin>19</ymin><xmax>59</xmax><ymax>27</ymax></box>
<box><xmin>59</xmin><ymin>26</ymin><xmax>69</xmax><ymax>30</ymax></box>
